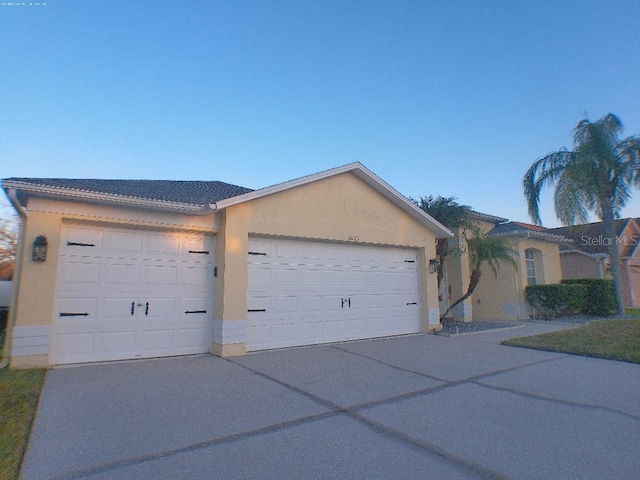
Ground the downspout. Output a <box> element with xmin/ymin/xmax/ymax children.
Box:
<box><xmin>1</xmin><ymin>189</ymin><xmax>27</xmax><ymax>369</ymax></box>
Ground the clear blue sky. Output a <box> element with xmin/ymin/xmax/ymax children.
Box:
<box><xmin>1</xmin><ymin>0</ymin><xmax>639</xmax><ymax>227</ymax></box>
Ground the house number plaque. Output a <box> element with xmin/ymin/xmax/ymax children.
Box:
<box><xmin>347</xmin><ymin>235</ymin><xmax>359</xmax><ymax>242</ymax></box>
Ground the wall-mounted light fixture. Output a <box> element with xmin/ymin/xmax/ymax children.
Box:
<box><xmin>32</xmin><ymin>235</ymin><xmax>48</xmax><ymax>262</ymax></box>
<box><xmin>429</xmin><ymin>258</ymin><xmax>439</xmax><ymax>274</ymax></box>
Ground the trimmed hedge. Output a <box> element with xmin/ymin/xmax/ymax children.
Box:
<box><xmin>526</xmin><ymin>278</ymin><xmax>617</xmax><ymax>318</ymax></box>
<box><xmin>561</xmin><ymin>278</ymin><xmax>616</xmax><ymax>316</ymax></box>
<box><xmin>525</xmin><ymin>284</ymin><xmax>587</xmax><ymax>318</ymax></box>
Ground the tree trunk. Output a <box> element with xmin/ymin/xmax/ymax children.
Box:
<box><xmin>441</xmin><ymin>267</ymin><xmax>482</xmax><ymax>319</ymax></box>
<box><xmin>601</xmin><ymin>198</ymin><xmax>625</xmax><ymax>315</ymax></box>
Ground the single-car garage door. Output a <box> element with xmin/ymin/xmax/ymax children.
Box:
<box><xmin>246</xmin><ymin>237</ymin><xmax>421</xmax><ymax>351</ymax></box>
<box><xmin>50</xmin><ymin>225</ymin><xmax>214</xmax><ymax>365</ymax></box>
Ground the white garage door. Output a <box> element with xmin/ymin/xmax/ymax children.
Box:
<box><xmin>51</xmin><ymin>225</ymin><xmax>214</xmax><ymax>365</ymax></box>
<box><xmin>247</xmin><ymin>237</ymin><xmax>421</xmax><ymax>351</ymax></box>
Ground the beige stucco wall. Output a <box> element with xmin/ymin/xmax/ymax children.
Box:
<box><xmin>10</xmin><ymin>172</ymin><xmax>441</xmax><ymax>365</ymax></box>
<box><xmin>215</xmin><ymin>173</ymin><xmax>438</xmax><ymax>338</ymax></box>
<box><xmin>560</xmin><ymin>252</ymin><xmax>600</xmax><ymax>279</ymax></box>
<box><xmin>472</xmin><ymin>238</ymin><xmax>562</xmax><ymax>321</ymax></box>
<box><xmin>213</xmin><ymin>172</ymin><xmax>440</xmax><ymax>352</ymax></box>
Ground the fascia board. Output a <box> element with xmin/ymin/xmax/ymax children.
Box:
<box><xmin>1</xmin><ymin>180</ymin><xmax>211</xmax><ymax>215</ymax></box>
<box><xmin>491</xmin><ymin>229</ymin><xmax>573</xmax><ymax>244</ymax></box>
<box><xmin>211</xmin><ymin>162</ymin><xmax>453</xmax><ymax>239</ymax></box>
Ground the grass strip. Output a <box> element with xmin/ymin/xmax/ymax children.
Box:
<box><xmin>502</xmin><ymin>319</ymin><xmax>640</xmax><ymax>364</ymax></box>
<box><xmin>0</xmin><ymin>368</ymin><xmax>46</xmax><ymax>480</ymax></box>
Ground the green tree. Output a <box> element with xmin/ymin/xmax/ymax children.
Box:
<box><xmin>523</xmin><ymin>113</ymin><xmax>640</xmax><ymax>314</ymax></box>
<box><xmin>440</xmin><ymin>234</ymin><xmax>517</xmax><ymax>319</ymax></box>
<box><xmin>412</xmin><ymin>195</ymin><xmax>474</xmax><ymax>289</ymax></box>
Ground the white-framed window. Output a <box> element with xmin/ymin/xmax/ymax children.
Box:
<box><xmin>525</xmin><ymin>249</ymin><xmax>537</xmax><ymax>285</ymax></box>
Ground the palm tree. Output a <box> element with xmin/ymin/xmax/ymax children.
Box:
<box><xmin>523</xmin><ymin>113</ymin><xmax>640</xmax><ymax>314</ymax></box>
<box><xmin>440</xmin><ymin>234</ymin><xmax>516</xmax><ymax>319</ymax></box>
<box><xmin>412</xmin><ymin>195</ymin><xmax>475</xmax><ymax>289</ymax></box>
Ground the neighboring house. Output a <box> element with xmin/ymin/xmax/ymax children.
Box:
<box><xmin>1</xmin><ymin>163</ymin><xmax>451</xmax><ymax>368</ymax></box>
<box><xmin>441</xmin><ymin>214</ymin><xmax>570</xmax><ymax>321</ymax></box>
<box><xmin>549</xmin><ymin>218</ymin><xmax>640</xmax><ymax>308</ymax></box>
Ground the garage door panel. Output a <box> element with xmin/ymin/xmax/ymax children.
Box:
<box><xmin>62</xmin><ymin>228</ymin><xmax>104</xmax><ymax>254</ymax></box>
<box><xmin>247</xmin><ymin>296</ymin><xmax>270</xmax><ymax>315</ymax></box>
<box><xmin>147</xmin><ymin>233</ymin><xmax>181</xmax><ymax>256</ymax></box>
<box><xmin>106</xmin><ymin>263</ymin><xmax>141</xmax><ymax>285</ymax></box>
<box><xmin>106</xmin><ymin>231</ymin><xmax>144</xmax><ymax>254</ymax></box>
<box><xmin>58</xmin><ymin>261</ymin><xmax>102</xmax><ymax>285</ymax></box>
<box><xmin>180</xmin><ymin>297</ymin><xmax>212</xmax><ymax>315</ymax></box>
<box><xmin>247</xmin><ymin>237</ymin><xmax>421</xmax><ymax>351</ymax></box>
<box><xmin>51</xmin><ymin>332</ymin><xmax>95</xmax><ymax>358</ymax></box>
<box><xmin>275</xmin><ymin>296</ymin><xmax>298</xmax><ymax>313</ymax></box>
<box><xmin>137</xmin><ymin>329</ymin><xmax>175</xmax><ymax>351</ymax></box>
<box><xmin>181</xmin><ymin>266</ymin><xmax>212</xmax><ymax>286</ymax></box>
<box><xmin>144</xmin><ymin>265</ymin><xmax>179</xmax><ymax>285</ymax></box>
<box><xmin>56</xmin><ymin>296</ymin><xmax>98</xmax><ymax>318</ymax></box>
<box><xmin>176</xmin><ymin>327</ymin><xmax>210</xmax><ymax>349</ymax></box>
<box><xmin>98</xmin><ymin>331</ymin><xmax>137</xmax><ymax>354</ymax></box>
<box><xmin>99</xmin><ymin>296</ymin><xmax>134</xmax><ymax>318</ymax></box>
<box><xmin>299</xmin><ymin>295</ymin><xmax>323</xmax><ymax>312</ymax></box>
<box><xmin>52</xmin><ymin>225</ymin><xmax>214</xmax><ymax>365</ymax></box>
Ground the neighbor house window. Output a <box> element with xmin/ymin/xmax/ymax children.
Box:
<box><xmin>525</xmin><ymin>249</ymin><xmax>536</xmax><ymax>285</ymax></box>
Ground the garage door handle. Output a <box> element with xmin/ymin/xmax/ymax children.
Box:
<box><xmin>406</xmin><ymin>302</ymin><xmax>417</xmax><ymax>305</ymax></box>
<box><xmin>145</xmin><ymin>302</ymin><xmax>149</xmax><ymax>316</ymax></box>
<box><xmin>131</xmin><ymin>302</ymin><xmax>135</xmax><ymax>316</ymax></box>
<box><xmin>185</xmin><ymin>310</ymin><xmax>207</xmax><ymax>314</ymax></box>
<box><xmin>59</xmin><ymin>312</ymin><xmax>89</xmax><ymax>317</ymax></box>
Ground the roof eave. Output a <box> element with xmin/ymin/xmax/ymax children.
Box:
<box><xmin>211</xmin><ymin>162</ymin><xmax>453</xmax><ymax>239</ymax></box>
<box><xmin>1</xmin><ymin>180</ymin><xmax>213</xmax><ymax>215</ymax></box>
<box><xmin>470</xmin><ymin>211</ymin><xmax>509</xmax><ymax>224</ymax></box>
<box><xmin>490</xmin><ymin>229</ymin><xmax>573</xmax><ymax>244</ymax></box>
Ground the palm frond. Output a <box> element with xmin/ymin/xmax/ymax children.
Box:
<box><xmin>467</xmin><ymin>235</ymin><xmax>517</xmax><ymax>278</ymax></box>
<box><xmin>522</xmin><ymin>150</ymin><xmax>572</xmax><ymax>225</ymax></box>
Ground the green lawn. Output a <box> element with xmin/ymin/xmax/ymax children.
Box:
<box><xmin>0</xmin><ymin>368</ymin><xmax>46</xmax><ymax>480</ymax></box>
<box><xmin>502</xmin><ymin>319</ymin><xmax>640</xmax><ymax>364</ymax></box>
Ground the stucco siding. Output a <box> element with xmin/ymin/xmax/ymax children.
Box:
<box><xmin>218</xmin><ymin>172</ymin><xmax>439</xmax><ymax>333</ymax></box>
<box><xmin>560</xmin><ymin>252</ymin><xmax>600</xmax><ymax>278</ymax></box>
<box><xmin>472</xmin><ymin>238</ymin><xmax>562</xmax><ymax>321</ymax></box>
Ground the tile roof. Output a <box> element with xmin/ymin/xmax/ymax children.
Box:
<box><xmin>3</xmin><ymin>178</ymin><xmax>253</xmax><ymax>207</ymax></box>
<box><xmin>488</xmin><ymin>221</ymin><xmax>572</xmax><ymax>243</ymax></box>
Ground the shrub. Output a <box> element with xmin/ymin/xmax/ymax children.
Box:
<box><xmin>525</xmin><ymin>284</ymin><xmax>587</xmax><ymax>318</ymax></box>
<box><xmin>561</xmin><ymin>279</ymin><xmax>616</xmax><ymax>316</ymax></box>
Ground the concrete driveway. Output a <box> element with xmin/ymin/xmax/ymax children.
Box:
<box><xmin>21</xmin><ymin>323</ymin><xmax>640</xmax><ymax>480</ymax></box>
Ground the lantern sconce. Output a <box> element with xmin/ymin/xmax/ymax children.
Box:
<box><xmin>32</xmin><ymin>235</ymin><xmax>48</xmax><ymax>262</ymax></box>
<box><xmin>429</xmin><ymin>258</ymin><xmax>439</xmax><ymax>274</ymax></box>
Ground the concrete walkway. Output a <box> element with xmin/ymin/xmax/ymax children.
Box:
<box><xmin>21</xmin><ymin>322</ymin><xmax>640</xmax><ymax>479</ymax></box>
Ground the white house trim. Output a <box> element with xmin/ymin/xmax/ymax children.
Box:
<box><xmin>212</xmin><ymin>162</ymin><xmax>453</xmax><ymax>239</ymax></box>
<box><xmin>2</xmin><ymin>180</ymin><xmax>212</xmax><ymax>214</ymax></box>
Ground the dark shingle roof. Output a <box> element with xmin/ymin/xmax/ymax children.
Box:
<box><xmin>3</xmin><ymin>178</ymin><xmax>253</xmax><ymax>206</ymax></box>
<box><xmin>549</xmin><ymin>219</ymin><xmax>639</xmax><ymax>256</ymax></box>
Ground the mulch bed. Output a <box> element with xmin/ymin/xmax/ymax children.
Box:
<box><xmin>436</xmin><ymin>318</ymin><xmax>521</xmax><ymax>336</ymax></box>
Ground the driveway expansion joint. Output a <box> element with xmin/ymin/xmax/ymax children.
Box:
<box><xmin>224</xmin><ymin>357</ymin><xmax>517</xmax><ymax>480</ymax></box>
<box><xmin>473</xmin><ymin>380</ymin><xmax>640</xmax><ymax>421</ymax></box>
<box><xmin>45</xmin><ymin>412</ymin><xmax>340</xmax><ymax>480</ymax></box>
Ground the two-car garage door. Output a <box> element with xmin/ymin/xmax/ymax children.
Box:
<box><xmin>246</xmin><ymin>237</ymin><xmax>422</xmax><ymax>351</ymax></box>
<box><xmin>50</xmin><ymin>227</ymin><xmax>422</xmax><ymax>363</ymax></box>
<box><xmin>51</xmin><ymin>225</ymin><xmax>215</xmax><ymax>365</ymax></box>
